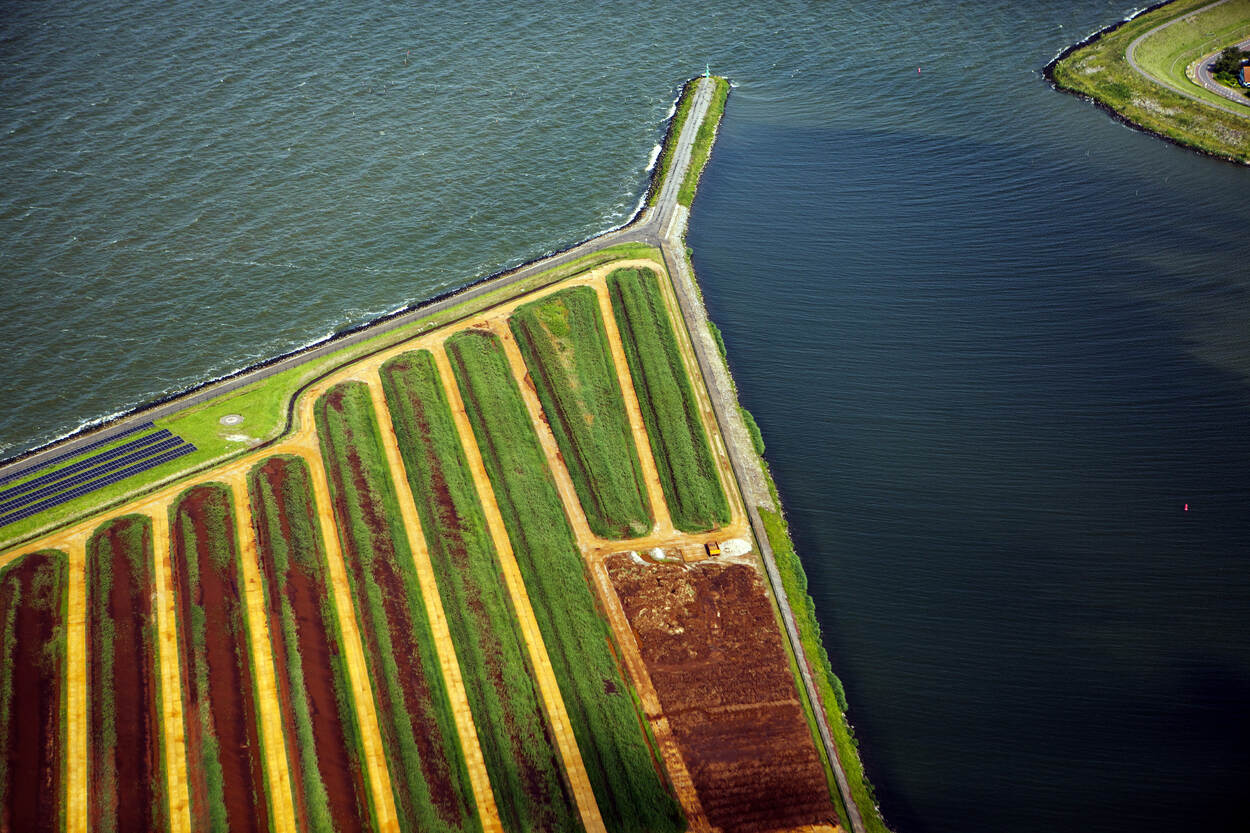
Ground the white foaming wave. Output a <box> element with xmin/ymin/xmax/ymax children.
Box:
<box><xmin>644</xmin><ymin>143</ymin><xmax>662</xmax><ymax>172</ymax></box>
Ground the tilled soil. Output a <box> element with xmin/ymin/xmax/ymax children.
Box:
<box><xmin>171</xmin><ymin>484</ymin><xmax>269</xmax><ymax>833</ymax></box>
<box><xmin>87</xmin><ymin>516</ymin><xmax>166</xmax><ymax>833</ymax></box>
<box><xmin>0</xmin><ymin>550</ymin><xmax>65</xmax><ymax>833</ymax></box>
<box><xmin>606</xmin><ymin>554</ymin><xmax>837</xmax><ymax>833</ymax></box>
<box><xmin>251</xmin><ymin>456</ymin><xmax>372</xmax><ymax>833</ymax></box>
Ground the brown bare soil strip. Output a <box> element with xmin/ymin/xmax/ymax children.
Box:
<box><xmin>249</xmin><ymin>456</ymin><xmax>373</xmax><ymax>833</ymax></box>
<box><xmin>170</xmin><ymin>485</ymin><xmax>269</xmax><ymax>833</ymax></box>
<box><xmin>605</xmin><ymin>555</ymin><xmax>837</xmax><ymax>833</ymax></box>
<box><xmin>87</xmin><ymin>515</ymin><xmax>168</xmax><ymax>833</ymax></box>
<box><xmin>0</xmin><ymin>549</ymin><xmax>67</xmax><ymax>833</ymax></box>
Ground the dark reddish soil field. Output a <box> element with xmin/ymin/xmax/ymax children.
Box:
<box><xmin>250</xmin><ymin>455</ymin><xmax>372</xmax><ymax>833</ymax></box>
<box><xmin>606</xmin><ymin>554</ymin><xmax>837</xmax><ymax>833</ymax></box>
<box><xmin>316</xmin><ymin>382</ymin><xmax>475</xmax><ymax>833</ymax></box>
<box><xmin>87</xmin><ymin>515</ymin><xmax>167</xmax><ymax>833</ymax></box>
<box><xmin>0</xmin><ymin>549</ymin><xmax>66</xmax><ymax>833</ymax></box>
<box><xmin>170</xmin><ymin>484</ymin><xmax>268</xmax><ymax>833</ymax></box>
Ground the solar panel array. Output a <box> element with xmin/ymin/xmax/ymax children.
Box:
<box><xmin>0</xmin><ymin>421</ymin><xmax>156</xmax><ymax>485</ymax></box>
<box><xmin>0</xmin><ymin>441</ymin><xmax>197</xmax><ymax>528</ymax></box>
<box><xmin>0</xmin><ymin>436</ymin><xmax>186</xmax><ymax>513</ymax></box>
<box><xmin>0</xmin><ymin>430</ymin><xmax>174</xmax><ymax>503</ymax></box>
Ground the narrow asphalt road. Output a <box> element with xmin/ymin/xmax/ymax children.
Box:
<box><xmin>1126</xmin><ymin>0</ymin><xmax>1250</xmax><ymax>118</ymax></box>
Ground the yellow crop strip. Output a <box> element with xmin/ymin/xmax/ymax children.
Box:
<box><xmin>64</xmin><ymin>535</ymin><xmax>88</xmax><ymax>833</ymax></box>
<box><xmin>431</xmin><ymin>343</ymin><xmax>609</xmax><ymax>833</ymax></box>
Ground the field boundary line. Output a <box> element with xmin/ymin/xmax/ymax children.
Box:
<box><xmin>590</xmin><ymin>283</ymin><xmax>678</xmax><ymax>537</ymax></box>
<box><xmin>64</xmin><ymin>535</ymin><xmax>88</xmax><ymax>833</ymax></box>
<box><xmin>363</xmin><ymin>378</ymin><xmax>505</xmax><ymax>833</ymax></box>
<box><xmin>223</xmin><ymin>471</ymin><xmax>298</xmax><ymax>833</ymax></box>
<box><xmin>149</xmin><ymin>506</ymin><xmax>193</xmax><ymax>833</ymax></box>
<box><xmin>431</xmin><ymin>344</ymin><xmax>609</xmax><ymax>833</ymax></box>
<box><xmin>298</xmin><ymin>443</ymin><xmax>402</xmax><ymax>832</ymax></box>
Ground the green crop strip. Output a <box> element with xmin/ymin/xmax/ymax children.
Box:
<box><xmin>0</xmin><ymin>549</ymin><xmax>67</xmax><ymax>833</ymax></box>
<box><xmin>315</xmin><ymin>381</ymin><xmax>479</xmax><ymax>833</ymax></box>
<box><xmin>445</xmin><ymin>330</ymin><xmax>684</xmax><ymax>833</ymax></box>
<box><xmin>249</xmin><ymin>455</ymin><xmax>374</xmax><ymax>833</ymax></box>
<box><xmin>677</xmin><ymin>76</ymin><xmax>730</xmax><ymax>207</ymax></box>
<box><xmin>607</xmin><ymin>267</ymin><xmax>729</xmax><ymax>533</ymax></box>
<box><xmin>510</xmin><ymin>287</ymin><xmax>653</xmax><ymax>539</ymax></box>
<box><xmin>381</xmin><ymin>350</ymin><xmax>580</xmax><ymax>833</ymax></box>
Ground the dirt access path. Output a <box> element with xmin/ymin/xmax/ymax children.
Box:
<box><xmin>63</xmin><ymin>535</ymin><xmax>88</xmax><ymax>833</ymax></box>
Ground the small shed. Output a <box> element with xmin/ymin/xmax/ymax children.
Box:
<box><xmin>1241</xmin><ymin>65</ymin><xmax>1250</xmax><ymax>87</ymax></box>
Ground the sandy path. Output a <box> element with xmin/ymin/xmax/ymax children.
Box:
<box><xmin>295</xmin><ymin>432</ymin><xmax>401</xmax><ymax>833</ymax></box>
<box><xmin>63</xmin><ymin>534</ymin><xmax>88</xmax><ymax>833</ymax></box>
<box><xmin>431</xmin><ymin>344</ymin><xmax>608</xmax><ymax>833</ymax></box>
<box><xmin>587</xmin><ymin>558</ymin><xmax>708</xmax><ymax>832</ymax></box>
<box><xmin>149</xmin><ymin>504</ymin><xmax>193</xmax><ymax>833</ymax></box>
<box><xmin>222</xmin><ymin>471</ymin><xmax>298</xmax><ymax>833</ymax></box>
<box><xmin>362</xmin><ymin>378</ymin><xmax>504</xmax><ymax>833</ymax></box>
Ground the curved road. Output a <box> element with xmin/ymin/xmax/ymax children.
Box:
<box><xmin>0</xmin><ymin>73</ymin><xmax>870</xmax><ymax>833</ymax></box>
<box><xmin>1192</xmin><ymin>35</ymin><xmax>1250</xmax><ymax>106</ymax></box>
<box><xmin>1126</xmin><ymin>0</ymin><xmax>1250</xmax><ymax>118</ymax></box>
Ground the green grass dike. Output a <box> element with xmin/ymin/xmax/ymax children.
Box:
<box><xmin>1048</xmin><ymin>0</ymin><xmax>1250</xmax><ymax>164</ymax></box>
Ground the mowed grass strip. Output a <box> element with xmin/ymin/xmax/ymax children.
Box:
<box><xmin>169</xmin><ymin>483</ymin><xmax>269</xmax><ymax>833</ymax></box>
<box><xmin>445</xmin><ymin>329</ymin><xmax>684</xmax><ymax>833</ymax></box>
<box><xmin>510</xmin><ymin>287</ymin><xmax>653</xmax><ymax>539</ymax></box>
<box><xmin>86</xmin><ymin>515</ymin><xmax>169</xmax><ymax>833</ymax></box>
<box><xmin>249</xmin><ymin>455</ymin><xmax>374</xmax><ymax>833</ymax></box>
<box><xmin>315</xmin><ymin>380</ymin><xmax>480</xmax><ymax>833</ymax></box>
<box><xmin>0</xmin><ymin>549</ymin><xmax>67</xmax><ymax>833</ymax></box>
<box><xmin>606</xmin><ymin>267</ymin><xmax>729</xmax><ymax>532</ymax></box>
<box><xmin>382</xmin><ymin>350</ymin><xmax>581</xmax><ymax>833</ymax></box>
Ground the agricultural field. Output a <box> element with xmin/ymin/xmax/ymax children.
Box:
<box><xmin>445</xmin><ymin>328</ymin><xmax>685</xmax><ymax>833</ymax></box>
<box><xmin>509</xmin><ymin>287</ymin><xmax>653</xmax><ymax>539</ymax></box>
<box><xmin>169</xmin><ymin>483</ymin><xmax>269</xmax><ymax>833</ymax></box>
<box><xmin>248</xmin><ymin>454</ymin><xmax>374</xmax><ymax>833</ymax></box>
<box><xmin>380</xmin><ymin>349</ymin><xmax>579</xmax><ymax>833</ymax></box>
<box><xmin>605</xmin><ymin>553</ymin><xmax>838</xmax><ymax>833</ymax></box>
<box><xmin>86</xmin><ymin>515</ymin><xmax>168</xmax><ymax>833</ymax></box>
<box><xmin>607</xmin><ymin>267</ymin><xmax>730</xmax><ymax>533</ymax></box>
<box><xmin>0</xmin><ymin>548</ymin><xmax>66</xmax><ymax>833</ymax></box>
<box><xmin>315</xmin><ymin>380</ymin><xmax>480</xmax><ymax>833</ymax></box>
<box><xmin>0</xmin><ymin>247</ymin><xmax>853</xmax><ymax>833</ymax></box>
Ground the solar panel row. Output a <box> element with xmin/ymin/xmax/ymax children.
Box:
<box><xmin>0</xmin><ymin>429</ymin><xmax>174</xmax><ymax>502</ymax></box>
<box><xmin>0</xmin><ymin>444</ymin><xmax>197</xmax><ymax>528</ymax></box>
<box><xmin>0</xmin><ymin>436</ymin><xmax>186</xmax><ymax>513</ymax></box>
<box><xmin>0</xmin><ymin>421</ymin><xmax>157</xmax><ymax>485</ymax></box>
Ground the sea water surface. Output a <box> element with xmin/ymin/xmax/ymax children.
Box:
<box><xmin>3</xmin><ymin>1</ymin><xmax>1249</xmax><ymax>831</ymax></box>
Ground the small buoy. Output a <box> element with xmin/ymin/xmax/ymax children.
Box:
<box><xmin>1184</xmin><ymin>503</ymin><xmax>1189</xmax><ymax>511</ymax></box>
<box><xmin>917</xmin><ymin>66</ymin><xmax>922</xmax><ymax>74</ymax></box>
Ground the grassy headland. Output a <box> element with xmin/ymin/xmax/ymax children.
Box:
<box><xmin>1047</xmin><ymin>0</ymin><xmax>1250</xmax><ymax>164</ymax></box>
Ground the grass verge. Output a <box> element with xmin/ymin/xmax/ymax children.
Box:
<box><xmin>382</xmin><ymin>350</ymin><xmax>580</xmax><ymax>833</ymax></box>
<box><xmin>316</xmin><ymin>380</ymin><xmax>479</xmax><ymax>833</ymax></box>
<box><xmin>648</xmin><ymin>80</ymin><xmax>697</xmax><ymax>208</ymax></box>
<box><xmin>1048</xmin><ymin>0</ymin><xmax>1250</xmax><ymax>163</ymax></box>
<box><xmin>510</xmin><ymin>287</ymin><xmax>653</xmax><ymax>539</ymax></box>
<box><xmin>445</xmin><ymin>329</ymin><xmax>684</xmax><ymax>833</ymax></box>
<box><xmin>607</xmin><ymin>267</ymin><xmax>729</xmax><ymax>533</ymax></box>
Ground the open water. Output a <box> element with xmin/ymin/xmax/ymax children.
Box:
<box><xmin>3</xmin><ymin>1</ymin><xmax>1248</xmax><ymax>830</ymax></box>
